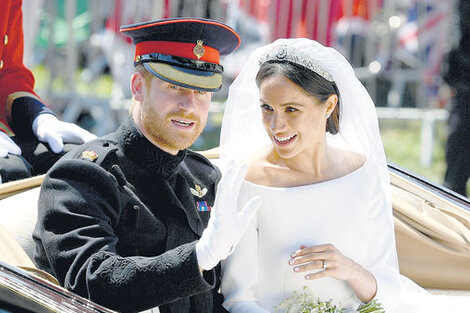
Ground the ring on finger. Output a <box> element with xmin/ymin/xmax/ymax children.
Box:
<box><xmin>322</xmin><ymin>260</ymin><xmax>328</xmax><ymax>270</ymax></box>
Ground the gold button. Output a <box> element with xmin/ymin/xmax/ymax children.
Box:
<box><xmin>0</xmin><ymin>60</ymin><xmax>3</xmax><ymax>69</ymax></box>
<box><xmin>3</xmin><ymin>35</ymin><xmax>7</xmax><ymax>46</ymax></box>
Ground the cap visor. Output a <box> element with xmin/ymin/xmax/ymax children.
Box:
<box><xmin>144</xmin><ymin>63</ymin><xmax>222</xmax><ymax>92</ymax></box>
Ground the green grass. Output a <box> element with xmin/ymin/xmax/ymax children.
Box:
<box><xmin>380</xmin><ymin>119</ymin><xmax>470</xmax><ymax>195</ymax></box>
<box><xmin>380</xmin><ymin>119</ymin><xmax>448</xmax><ymax>185</ymax></box>
<box><xmin>33</xmin><ymin>64</ymin><xmax>113</xmax><ymax>98</ymax></box>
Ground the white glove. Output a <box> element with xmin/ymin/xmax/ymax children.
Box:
<box><xmin>0</xmin><ymin>131</ymin><xmax>22</xmax><ymax>157</ymax></box>
<box><xmin>33</xmin><ymin>114</ymin><xmax>97</xmax><ymax>154</ymax></box>
<box><xmin>196</xmin><ymin>162</ymin><xmax>262</xmax><ymax>271</ymax></box>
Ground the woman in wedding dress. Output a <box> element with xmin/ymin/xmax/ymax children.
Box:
<box><xmin>219</xmin><ymin>38</ymin><xmax>469</xmax><ymax>312</ymax></box>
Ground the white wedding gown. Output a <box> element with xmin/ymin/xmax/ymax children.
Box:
<box><xmin>220</xmin><ymin>159</ymin><xmax>470</xmax><ymax>313</ymax></box>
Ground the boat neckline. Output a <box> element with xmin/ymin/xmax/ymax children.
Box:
<box><xmin>243</xmin><ymin>155</ymin><xmax>369</xmax><ymax>190</ymax></box>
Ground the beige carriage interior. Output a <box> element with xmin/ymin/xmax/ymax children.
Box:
<box><xmin>0</xmin><ymin>155</ymin><xmax>470</xmax><ymax>296</ymax></box>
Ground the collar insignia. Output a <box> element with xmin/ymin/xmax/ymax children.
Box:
<box><xmin>190</xmin><ymin>184</ymin><xmax>208</xmax><ymax>198</ymax></box>
<box><xmin>80</xmin><ymin>150</ymin><xmax>98</xmax><ymax>162</ymax></box>
<box><xmin>193</xmin><ymin>40</ymin><xmax>205</xmax><ymax>59</ymax></box>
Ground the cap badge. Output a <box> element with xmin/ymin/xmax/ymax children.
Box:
<box><xmin>190</xmin><ymin>184</ymin><xmax>208</xmax><ymax>198</ymax></box>
<box><xmin>193</xmin><ymin>40</ymin><xmax>205</xmax><ymax>59</ymax></box>
<box><xmin>80</xmin><ymin>150</ymin><xmax>98</xmax><ymax>162</ymax></box>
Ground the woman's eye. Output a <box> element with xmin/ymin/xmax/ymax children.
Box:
<box><xmin>170</xmin><ymin>85</ymin><xmax>180</xmax><ymax>90</ymax></box>
<box><xmin>260</xmin><ymin>104</ymin><xmax>273</xmax><ymax>111</ymax></box>
<box><xmin>286</xmin><ymin>107</ymin><xmax>298</xmax><ymax>113</ymax></box>
<box><xmin>195</xmin><ymin>90</ymin><xmax>207</xmax><ymax>95</ymax></box>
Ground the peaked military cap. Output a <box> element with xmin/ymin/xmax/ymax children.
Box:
<box><xmin>120</xmin><ymin>17</ymin><xmax>240</xmax><ymax>92</ymax></box>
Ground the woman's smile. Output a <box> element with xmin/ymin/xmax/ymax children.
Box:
<box><xmin>273</xmin><ymin>133</ymin><xmax>297</xmax><ymax>146</ymax></box>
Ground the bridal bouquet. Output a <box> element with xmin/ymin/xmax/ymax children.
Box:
<box><xmin>275</xmin><ymin>286</ymin><xmax>385</xmax><ymax>313</ymax></box>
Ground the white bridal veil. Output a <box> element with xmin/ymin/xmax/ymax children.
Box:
<box><xmin>220</xmin><ymin>38</ymin><xmax>390</xmax><ymax>196</ymax></box>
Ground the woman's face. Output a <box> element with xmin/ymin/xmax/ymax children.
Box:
<box><xmin>258</xmin><ymin>75</ymin><xmax>330</xmax><ymax>160</ymax></box>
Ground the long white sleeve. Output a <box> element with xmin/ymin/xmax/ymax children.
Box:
<box><xmin>221</xmin><ymin>213</ymin><xmax>270</xmax><ymax>313</ymax></box>
<box><xmin>361</xmin><ymin>168</ymin><xmax>402</xmax><ymax>313</ymax></box>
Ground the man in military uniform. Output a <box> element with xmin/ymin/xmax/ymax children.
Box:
<box><xmin>33</xmin><ymin>18</ymin><xmax>261</xmax><ymax>313</ymax></box>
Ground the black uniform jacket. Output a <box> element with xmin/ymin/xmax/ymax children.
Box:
<box><xmin>33</xmin><ymin>117</ymin><xmax>225</xmax><ymax>313</ymax></box>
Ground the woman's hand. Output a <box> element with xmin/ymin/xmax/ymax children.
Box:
<box><xmin>288</xmin><ymin>243</ymin><xmax>377</xmax><ymax>303</ymax></box>
<box><xmin>289</xmin><ymin>244</ymin><xmax>355</xmax><ymax>280</ymax></box>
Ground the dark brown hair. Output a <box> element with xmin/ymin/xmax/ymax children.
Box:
<box><xmin>255</xmin><ymin>61</ymin><xmax>340</xmax><ymax>134</ymax></box>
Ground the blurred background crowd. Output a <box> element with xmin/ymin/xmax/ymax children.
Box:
<box><xmin>18</xmin><ymin>0</ymin><xmax>468</xmax><ymax>195</ymax></box>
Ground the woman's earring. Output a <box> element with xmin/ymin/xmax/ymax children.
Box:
<box><xmin>325</xmin><ymin>113</ymin><xmax>331</xmax><ymax>119</ymax></box>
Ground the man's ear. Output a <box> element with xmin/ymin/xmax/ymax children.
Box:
<box><xmin>131</xmin><ymin>72</ymin><xmax>145</xmax><ymax>101</ymax></box>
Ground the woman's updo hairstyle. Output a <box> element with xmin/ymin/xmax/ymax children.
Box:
<box><xmin>255</xmin><ymin>61</ymin><xmax>340</xmax><ymax>134</ymax></box>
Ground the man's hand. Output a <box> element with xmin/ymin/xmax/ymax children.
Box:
<box><xmin>196</xmin><ymin>161</ymin><xmax>262</xmax><ymax>271</ymax></box>
<box><xmin>0</xmin><ymin>131</ymin><xmax>21</xmax><ymax>157</ymax></box>
<box><xmin>33</xmin><ymin>114</ymin><xmax>97</xmax><ymax>154</ymax></box>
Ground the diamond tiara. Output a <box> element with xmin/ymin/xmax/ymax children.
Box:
<box><xmin>258</xmin><ymin>44</ymin><xmax>335</xmax><ymax>82</ymax></box>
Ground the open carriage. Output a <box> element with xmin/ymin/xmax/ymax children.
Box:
<box><xmin>0</xmin><ymin>156</ymin><xmax>469</xmax><ymax>312</ymax></box>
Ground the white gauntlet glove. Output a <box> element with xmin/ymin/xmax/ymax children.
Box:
<box><xmin>0</xmin><ymin>131</ymin><xmax>22</xmax><ymax>157</ymax></box>
<box><xmin>33</xmin><ymin>114</ymin><xmax>97</xmax><ymax>153</ymax></box>
<box><xmin>196</xmin><ymin>162</ymin><xmax>262</xmax><ymax>271</ymax></box>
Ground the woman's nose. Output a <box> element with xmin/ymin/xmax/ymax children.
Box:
<box><xmin>270</xmin><ymin>113</ymin><xmax>286</xmax><ymax>131</ymax></box>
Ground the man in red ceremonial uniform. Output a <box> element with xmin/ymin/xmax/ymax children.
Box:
<box><xmin>0</xmin><ymin>0</ymin><xmax>96</xmax><ymax>183</ymax></box>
